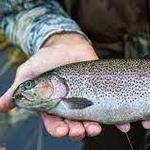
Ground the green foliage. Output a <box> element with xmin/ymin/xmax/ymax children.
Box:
<box><xmin>0</xmin><ymin>30</ymin><xmax>27</xmax><ymax>68</ymax></box>
<box><xmin>0</xmin><ymin>31</ymin><xmax>10</xmax><ymax>51</ymax></box>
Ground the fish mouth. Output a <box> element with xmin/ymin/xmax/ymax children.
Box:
<box><xmin>14</xmin><ymin>93</ymin><xmax>60</xmax><ymax>111</ymax></box>
<box><xmin>14</xmin><ymin>93</ymin><xmax>32</xmax><ymax>103</ymax></box>
<box><xmin>16</xmin><ymin>101</ymin><xmax>52</xmax><ymax>111</ymax></box>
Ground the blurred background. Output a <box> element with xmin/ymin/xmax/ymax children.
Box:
<box><xmin>0</xmin><ymin>30</ymin><xmax>83</xmax><ymax>150</ymax></box>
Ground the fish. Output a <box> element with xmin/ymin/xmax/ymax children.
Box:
<box><xmin>14</xmin><ymin>59</ymin><xmax>150</xmax><ymax>124</ymax></box>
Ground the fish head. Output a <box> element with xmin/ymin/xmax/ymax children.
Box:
<box><xmin>14</xmin><ymin>74</ymin><xmax>68</xmax><ymax>112</ymax></box>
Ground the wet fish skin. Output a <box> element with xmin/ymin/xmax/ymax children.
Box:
<box><xmin>14</xmin><ymin>59</ymin><xmax>150</xmax><ymax>124</ymax></box>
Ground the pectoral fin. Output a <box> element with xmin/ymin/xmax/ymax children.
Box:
<box><xmin>62</xmin><ymin>97</ymin><xmax>93</xmax><ymax>109</ymax></box>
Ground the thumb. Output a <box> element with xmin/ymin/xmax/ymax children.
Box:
<box><xmin>0</xmin><ymin>73</ymin><xmax>23</xmax><ymax>112</ymax></box>
<box><xmin>0</xmin><ymin>60</ymin><xmax>39</xmax><ymax>112</ymax></box>
<box><xmin>0</xmin><ymin>84</ymin><xmax>16</xmax><ymax>112</ymax></box>
<box><xmin>0</xmin><ymin>59</ymin><xmax>40</xmax><ymax>112</ymax></box>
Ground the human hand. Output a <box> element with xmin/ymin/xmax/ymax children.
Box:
<box><xmin>0</xmin><ymin>33</ymin><xmax>149</xmax><ymax>140</ymax></box>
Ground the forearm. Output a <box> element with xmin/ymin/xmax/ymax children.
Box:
<box><xmin>0</xmin><ymin>0</ymin><xmax>88</xmax><ymax>55</ymax></box>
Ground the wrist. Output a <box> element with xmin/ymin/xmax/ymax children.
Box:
<box><xmin>43</xmin><ymin>33</ymin><xmax>91</xmax><ymax>48</ymax></box>
<box><xmin>40</xmin><ymin>33</ymin><xmax>98</xmax><ymax>64</ymax></box>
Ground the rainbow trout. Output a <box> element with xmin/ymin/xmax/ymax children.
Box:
<box><xmin>14</xmin><ymin>59</ymin><xmax>150</xmax><ymax>124</ymax></box>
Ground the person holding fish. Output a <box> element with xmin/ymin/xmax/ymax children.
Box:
<box><xmin>0</xmin><ymin>0</ymin><xmax>150</xmax><ymax>149</ymax></box>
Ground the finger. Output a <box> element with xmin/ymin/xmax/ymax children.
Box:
<box><xmin>0</xmin><ymin>62</ymin><xmax>36</xmax><ymax>112</ymax></box>
<box><xmin>65</xmin><ymin>119</ymin><xmax>85</xmax><ymax>141</ymax></box>
<box><xmin>83</xmin><ymin>121</ymin><xmax>102</xmax><ymax>137</ymax></box>
<box><xmin>116</xmin><ymin>123</ymin><xmax>130</xmax><ymax>133</ymax></box>
<box><xmin>142</xmin><ymin>120</ymin><xmax>150</xmax><ymax>129</ymax></box>
<box><xmin>42</xmin><ymin>113</ymin><xmax>69</xmax><ymax>138</ymax></box>
<box><xmin>0</xmin><ymin>84</ymin><xmax>17</xmax><ymax>112</ymax></box>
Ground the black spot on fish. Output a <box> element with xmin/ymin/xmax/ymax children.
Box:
<box><xmin>63</xmin><ymin>97</ymin><xmax>93</xmax><ymax>109</ymax></box>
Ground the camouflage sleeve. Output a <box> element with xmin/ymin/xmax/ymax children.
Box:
<box><xmin>0</xmin><ymin>0</ymin><xmax>87</xmax><ymax>55</ymax></box>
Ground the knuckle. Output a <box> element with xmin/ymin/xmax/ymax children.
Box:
<box><xmin>16</xmin><ymin>64</ymin><xmax>24</xmax><ymax>75</ymax></box>
<box><xmin>15</xmin><ymin>64</ymin><xmax>27</xmax><ymax>82</ymax></box>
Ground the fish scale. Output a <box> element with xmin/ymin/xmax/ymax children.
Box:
<box><xmin>14</xmin><ymin>59</ymin><xmax>150</xmax><ymax>124</ymax></box>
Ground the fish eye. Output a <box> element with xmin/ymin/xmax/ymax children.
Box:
<box><xmin>23</xmin><ymin>80</ymin><xmax>36</xmax><ymax>90</ymax></box>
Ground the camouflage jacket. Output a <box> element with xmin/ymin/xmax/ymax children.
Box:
<box><xmin>0</xmin><ymin>0</ymin><xmax>85</xmax><ymax>55</ymax></box>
